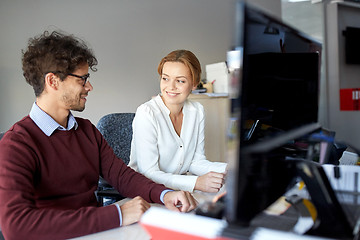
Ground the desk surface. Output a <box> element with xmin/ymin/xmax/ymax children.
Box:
<box><xmin>71</xmin><ymin>223</ymin><xmax>150</xmax><ymax>240</ymax></box>
<box><xmin>71</xmin><ymin>188</ymin><xmax>346</xmax><ymax>240</ymax></box>
<box><xmin>71</xmin><ymin>190</ymin><xmax>221</xmax><ymax>240</ymax></box>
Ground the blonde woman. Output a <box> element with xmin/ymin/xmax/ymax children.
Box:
<box><xmin>129</xmin><ymin>50</ymin><xmax>227</xmax><ymax>193</ymax></box>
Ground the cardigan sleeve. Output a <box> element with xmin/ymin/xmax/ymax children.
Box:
<box><xmin>0</xmin><ymin>119</ymin><xmax>169</xmax><ymax>240</ymax></box>
<box><xmin>0</xmin><ymin>130</ymin><xmax>120</xmax><ymax>240</ymax></box>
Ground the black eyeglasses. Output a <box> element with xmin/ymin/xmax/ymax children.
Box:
<box><xmin>46</xmin><ymin>71</ymin><xmax>91</xmax><ymax>87</ymax></box>
<box><xmin>67</xmin><ymin>73</ymin><xmax>90</xmax><ymax>86</ymax></box>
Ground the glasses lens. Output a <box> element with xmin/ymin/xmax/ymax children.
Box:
<box><xmin>67</xmin><ymin>73</ymin><xmax>90</xmax><ymax>86</ymax></box>
<box><xmin>82</xmin><ymin>73</ymin><xmax>90</xmax><ymax>86</ymax></box>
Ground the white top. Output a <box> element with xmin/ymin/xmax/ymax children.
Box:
<box><xmin>129</xmin><ymin>95</ymin><xmax>227</xmax><ymax>192</ymax></box>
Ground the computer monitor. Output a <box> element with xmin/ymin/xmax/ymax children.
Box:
<box><xmin>224</xmin><ymin>3</ymin><xmax>357</xmax><ymax>239</ymax></box>
<box><xmin>230</xmin><ymin>7</ymin><xmax>321</xmax><ymax>146</ymax></box>
<box><xmin>225</xmin><ymin>0</ymin><xmax>322</xmax><ymax>232</ymax></box>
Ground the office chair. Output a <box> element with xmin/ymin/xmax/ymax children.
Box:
<box><xmin>96</xmin><ymin>113</ymin><xmax>135</xmax><ymax>206</ymax></box>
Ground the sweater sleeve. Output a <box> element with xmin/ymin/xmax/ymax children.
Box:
<box><xmin>0</xmin><ymin>130</ymin><xmax>119</xmax><ymax>240</ymax></box>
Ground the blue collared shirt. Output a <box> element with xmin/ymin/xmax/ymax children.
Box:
<box><xmin>29</xmin><ymin>102</ymin><xmax>78</xmax><ymax>136</ymax></box>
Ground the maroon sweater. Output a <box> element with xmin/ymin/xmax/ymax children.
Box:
<box><xmin>0</xmin><ymin>116</ymin><xmax>168</xmax><ymax>240</ymax></box>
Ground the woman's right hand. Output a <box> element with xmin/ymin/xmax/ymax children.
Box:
<box><xmin>194</xmin><ymin>171</ymin><xmax>226</xmax><ymax>193</ymax></box>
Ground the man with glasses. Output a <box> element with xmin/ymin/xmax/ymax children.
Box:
<box><xmin>0</xmin><ymin>30</ymin><xmax>197</xmax><ymax>240</ymax></box>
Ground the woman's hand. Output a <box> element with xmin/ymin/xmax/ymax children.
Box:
<box><xmin>163</xmin><ymin>190</ymin><xmax>198</xmax><ymax>212</ymax></box>
<box><xmin>194</xmin><ymin>171</ymin><xmax>226</xmax><ymax>193</ymax></box>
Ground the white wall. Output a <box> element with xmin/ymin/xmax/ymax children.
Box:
<box><xmin>0</xmin><ymin>0</ymin><xmax>235</xmax><ymax>131</ymax></box>
<box><xmin>325</xmin><ymin>1</ymin><xmax>360</xmax><ymax>146</ymax></box>
<box><xmin>0</xmin><ymin>0</ymin><xmax>281</xmax><ymax>132</ymax></box>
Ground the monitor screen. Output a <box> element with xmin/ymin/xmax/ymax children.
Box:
<box><xmin>225</xmin><ymin>1</ymin><xmax>322</xmax><ymax>227</ymax></box>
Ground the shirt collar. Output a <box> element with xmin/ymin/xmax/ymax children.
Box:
<box><xmin>155</xmin><ymin>94</ymin><xmax>170</xmax><ymax>114</ymax></box>
<box><xmin>29</xmin><ymin>102</ymin><xmax>78</xmax><ymax>136</ymax></box>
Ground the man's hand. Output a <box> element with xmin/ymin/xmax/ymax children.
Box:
<box><xmin>194</xmin><ymin>171</ymin><xmax>226</xmax><ymax>193</ymax></box>
<box><xmin>163</xmin><ymin>191</ymin><xmax>197</xmax><ymax>212</ymax></box>
<box><xmin>118</xmin><ymin>196</ymin><xmax>151</xmax><ymax>226</ymax></box>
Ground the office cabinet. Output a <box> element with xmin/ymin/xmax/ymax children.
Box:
<box><xmin>189</xmin><ymin>94</ymin><xmax>229</xmax><ymax>163</ymax></box>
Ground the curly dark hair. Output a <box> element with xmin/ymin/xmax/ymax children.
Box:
<box><xmin>22</xmin><ymin>30</ymin><xmax>98</xmax><ymax>97</ymax></box>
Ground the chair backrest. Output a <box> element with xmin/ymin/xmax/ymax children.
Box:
<box><xmin>96</xmin><ymin>113</ymin><xmax>135</xmax><ymax>165</ymax></box>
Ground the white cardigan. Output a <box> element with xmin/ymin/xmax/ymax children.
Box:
<box><xmin>129</xmin><ymin>95</ymin><xmax>227</xmax><ymax>192</ymax></box>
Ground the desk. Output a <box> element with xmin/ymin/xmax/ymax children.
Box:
<box><xmin>71</xmin><ymin>191</ymin><xmax>221</xmax><ymax>240</ymax></box>
<box><xmin>70</xmin><ymin>223</ymin><xmax>150</xmax><ymax>240</ymax></box>
<box><xmin>72</xmin><ymin>192</ymin><xmax>342</xmax><ymax>240</ymax></box>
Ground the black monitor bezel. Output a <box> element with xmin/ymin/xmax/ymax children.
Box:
<box><xmin>225</xmin><ymin>0</ymin><xmax>323</xmax><ymax>227</ymax></box>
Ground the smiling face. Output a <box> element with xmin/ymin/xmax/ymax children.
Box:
<box><xmin>160</xmin><ymin>62</ymin><xmax>196</xmax><ymax>108</ymax></box>
<box><xmin>59</xmin><ymin>63</ymin><xmax>93</xmax><ymax>112</ymax></box>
